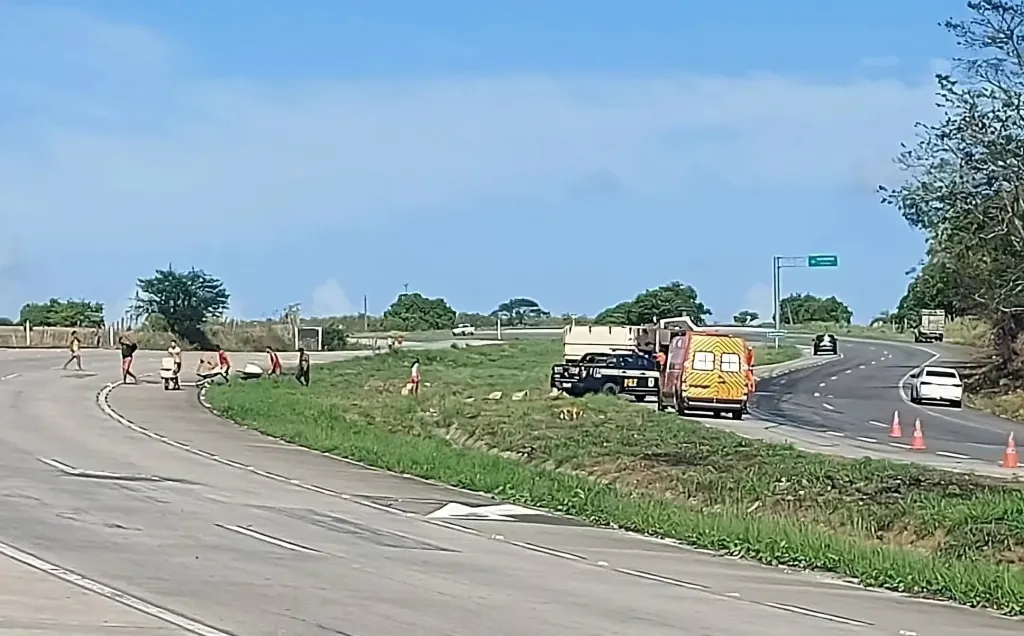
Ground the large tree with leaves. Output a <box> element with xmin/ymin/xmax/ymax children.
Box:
<box><xmin>382</xmin><ymin>293</ymin><xmax>457</xmax><ymax>331</ymax></box>
<box><xmin>19</xmin><ymin>298</ymin><xmax>104</xmax><ymax>328</ymax></box>
<box><xmin>490</xmin><ymin>297</ymin><xmax>551</xmax><ymax>326</ymax></box>
<box><xmin>880</xmin><ymin>0</ymin><xmax>1024</xmax><ymax>386</ymax></box>
<box><xmin>778</xmin><ymin>293</ymin><xmax>853</xmax><ymax>325</ymax></box>
<box><xmin>133</xmin><ymin>266</ymin><xmax>230</xmax><ymax>347</ymax></box>
<box><xmin>594</xmin><ymin>282</ymin><xmax>712</xmax><ymax>326</ymax></box>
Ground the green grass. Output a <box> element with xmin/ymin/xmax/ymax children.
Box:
<box><xmin>785</xmin><ymin>318</ymin><xmax>991</xmax><ymax>348</ymax></box>
<box><xmin>751</xmin><ymin>344</ymin><xmax>801</xmax><ymax>366</ymax></box>
<box><xmin>206</xmin><ymin>339</ymin><xmax>1024</xmax><ymax>614</ymax></box>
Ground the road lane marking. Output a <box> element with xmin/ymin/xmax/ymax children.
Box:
<box><xmin>822</xmin><ymin>403</ymin><xmax>835</xmax><ymax>410</ymax></box>
<box><xmin>883</xmin><ymin>351</ymin><xmax>888</xmax><ymax>355</ymax></box>
<box><xmin>830</xmin><ymin>376</ymin><xmax>838</xmax><ymax>380</ymax></box>
<box><xmin>936</xmin><ymin>451</ymin><xmax>971</xmax><ymax>460</ymax></box>
<box><xmin>504</xmin><ymin>539</ymin><xmax>585</xmax><ymax>561</ymax></box>
<box><xmin>761</xmin><ymin>601</ymin><xmax>871</xmax><ymax>627</ymax></box>
<box><xmin>616</xmin><ymin>568</ymin><xmax>708</xmax><ymax>591</ymax></box>
<box><xmin>869</xmin><ymin>347</ymin><xmax>876</xmax><ymax>351</ymax></box>
<box><xmin>0</xmin><ymin>539</ymin><xmax>232</xmax><ymax>636</ymax></box>
<box><xmin>856</xmin><ymin>437</ymin><xmax>877</xmax><ymax>444</ymax></box>
<box><xmin>858</xmin><ymin>365</ymin><xmax>866</xmax><ymax>369</ymax></box>
<box><xmin>0</xmin><ymin>373</ymin><xmax>19</xmax><ymax>380</ymax></box>
<box><xmin>890</xmin><ymin>442</ymin><xmax>912</xmax><ymax>449</ymax></box>
<box><xmin>868</xmin><ymin>421</ymin><xmax>887</xmax><ymax>428</ymax></box>
<box><xmin>818</xmin><ymin>382</ymin><xmax>826</xmax><ymax>387</ymax></box>
<box><xmin>813</xmin><ymin>392</ymin><xmax>820</xmax><ymax>397</ymax></box>
<box><xmin>825</xmin><ymin>431</ymin><xmax>845</xmax><ymax>437</ymax></box>
<box><xmin>844</xmin><ymin>369</ymin><xmax>852</xmax><ymax>374</ymax></box>
<box><xmin>37</xmin><ymin>458</ymin><xmax>77</xmax><ymax>473</ymax></box>
<box><xmin>870</xmin><ymin>360</ymin><xmax>876</xmax><ymax>364</ymax></box>
<box><xmin>216</xmin><ymin>524</ymin><xmax>320</xmax><ymax>554</ymax></box>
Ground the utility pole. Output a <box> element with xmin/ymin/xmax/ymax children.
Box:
<box><xmin>363</xmin><ymin>294</ymin><xmax>368</xmax><ymax>332</ymax></box>
<box><xmin>403</xmin><ymin>283</ymin><xmax>409</xmax><ymax>294</ymax></box>
<box><xmin>771</xmin><ymin>254</ymin><xmax>840</xmax><ymax>348</ymax></box>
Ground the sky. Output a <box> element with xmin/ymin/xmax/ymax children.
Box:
<box><xmin>0</xmin><ymin>0</ymin><xmax>971</xmax><ymax>324</ymax></box>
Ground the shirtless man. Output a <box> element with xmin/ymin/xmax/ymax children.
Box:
<box><xmin>118</xmin><ymin>331</ymin><xmax>138</xmax><ymax>384</ymax></box>
<box><xmin>295</xmin><ymin>347</ymin><xmax>310</xmax><ymax>386</ymax></box>
<box><xmin>61</xmin><ymin>330</ymin><xmax>84</xmax><ymax>371</ymax></box>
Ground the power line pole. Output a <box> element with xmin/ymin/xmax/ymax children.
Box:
<box><xmin>363</xmin><ymin>294</ymin><xmax>368</xmax><ymax>332</ymax></box>
<box><xmin>404</xmin><ymin>283</ymin><xmax>409</xmax><ymax>294</ymax></box>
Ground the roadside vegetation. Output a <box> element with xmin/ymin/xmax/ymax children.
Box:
<box><xmin>208</xmin><ymin>340</ymin><xmax>1024</xmax><ymax>614</ymax></box>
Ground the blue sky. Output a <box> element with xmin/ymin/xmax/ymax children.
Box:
<box><xmin>0</xmin><ymin>0</ymin><xmax>968</xmax><ymax>323</ymax></box>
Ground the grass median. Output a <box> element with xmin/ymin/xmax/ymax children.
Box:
<box><xmin>206</xmin><ymin>339</ymin><xmax>1024</xmax><ymax>614</ymax></box>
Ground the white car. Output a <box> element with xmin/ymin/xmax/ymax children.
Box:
<box><xmin>451</xmin><ymin>323</ymin><xmax>475</xmax><ymax>337</ymax></box>
<box><xmin>908</xmin><ymin>366</ymin><xmax>963</xmax><ymax>408</ymax></box>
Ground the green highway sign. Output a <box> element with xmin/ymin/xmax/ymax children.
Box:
<box><xmin>807</xmin><ymin>254</ymin><xmax>838</xmax><ymax>268</ymax></box>
<box><xmin>767</xmin><ymin>331</ymin><xmax>787</xmax><ymax>339</ymax></box>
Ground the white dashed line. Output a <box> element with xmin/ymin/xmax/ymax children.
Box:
<box><xmin>856</xmin><ymin>437</ymin><xmax>877</xmax><ymax>444</ymax></box>
<box><xmin>818</xmin><ymin>382</ymin><xmax>826</xmax><ymax>387</ymax></box>
<box><xmin>858</xmin><ymin>365</ymin><xmax>865</xmax><ymax>369</ymax></box>
<box><xmin>216</xmin><ymin>524</ymin><xmax>320</xmax><ymax>554</ymax></box>
<box><xmin>616</xmin><ymin>568</ymin><xmax>708</xmax><ymax>591</ymax></box>
<box><xmin>830</xmin><ymin>376</ymin><xmax>838</xmax><ymax>380</ymax></box>
<box><xmin>761</xmin><ymin>602</ymin><xmax>870</xmax><ymax>627</ymax></box>
<box><xmin>822</xmin><ymin>403</ymin><xmax>835</xmax><ymax>410</ymax></box>
<box><xmin>868</xmin><ymin>420</ymin><xmax>887</xmax><ymax>428</ymax></box>
<box><xmin>0</xmin><ymin>539</ymin><xmax>231</xmax><ymax>636</ymax></box>
<box><xmin>844</xmin><ymin>369</ymin><xmax>852</xmax><ymax>374</ymax></box>
<box><xmin>936</xmin><ymin>451</ymin><xmax>971</xmax><ymax>460</ymax></box>
<box><xmin>813</xmin><ymin>392</ymin><xmax>820</xmax><ymax>397</ymax></box>
<box><xmin>889</xmin><ymin>442</ymin><xmax>912</xmax><ymax>449</ymax></box>
<box><xmin>825</xmin><ymin>431</ymin><xmax>845</xmax><ymax>437</ymax></box>
<box><xmin>883</xmin><ymin>351</ymin><xmax>888</xmax><ymax>355</ymax></box>
<box><xmin>506</xmin><ymin>540</ymin><xmax>586</xmax><ymax>561</ymax></box>
<box><xmin>869</xmin><ymin>347</ymin><xmax>876</xmax><ymax>351</ymax></box>
<box><xmin>870</xmin><ymin>360</ymin><xmax>876</xmax><ymax>364</ymax></box>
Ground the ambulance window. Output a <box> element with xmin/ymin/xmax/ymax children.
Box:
<box><xmin>692</xmin><ymin>351</ymin><xmax>715</xmax><ymax>371</ymax></box>
<box><xmin>721</xmin><ymin>353</ymin><xmax>741</xmax><ymax>373</ymax></box>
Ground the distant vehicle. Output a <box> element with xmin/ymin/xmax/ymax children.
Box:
<box><xmin>550</xmin><ymin>352</ymin><xmax>659</xmax><ymax>402</ymax></box>
<box><xmin>812</xmin><ymin>333</ymin><xmax>838</xmax><ymax>356</ymax></box>
<box><xmin>451</xmin><ymin>324</ymin><xmax>476</xmax><ymax>337</ymax></box>
<box><xmin>914</xmin><ymin>309</ymin><xmax>946</xmax><ymax>343</ymax></box>
<box><xmin>658</xmin><ymin>331</ymin><xmax>754</xmax><ymax>419</ymax></box>
<box><xmin>907</xmin><ymin>366</ymin><xmax>963</xmax><ymax>408</ymax></box>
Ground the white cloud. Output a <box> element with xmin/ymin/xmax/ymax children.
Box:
<box><xmin>310</xmin><ymin>279</ymin><xmax>354</xmax><ymax>317</ymax></box>
<box><xmin>0</xmin><ymin>7</ymin><xmax>940</xmax><ymax>247</ymax></box>
<box><xmin>740</xmin><ymin>283</ymin><xmax>775</xmax><ymax>322</ymax></box>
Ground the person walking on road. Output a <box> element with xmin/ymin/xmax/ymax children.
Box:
<box><xmin>118</xmin><ymin>331</ymin><xmax>138</xmax><ymax>384</ymax></box>
<box><xmin>410</xmin><ymin>358</ymin><xmax>421</xmax><ymax>396</ymax></box>
<box><xmin>62</xmin><ymin>330</ymin><xmax>84</xmax><ymax>371</ymax></box>
<box><xmin>295</xmin><ymin>347</ymin><xmax>310</xmax><ymax>386</ymax></box>
<box><xmin>266</xmin><ymin>346</ymin><xmax>283</xmax><ymax>376</ymax></box>
<box><xmin>215</xmin><ymin>344</ymin><xmax>232</xmax><ymax>383</ymax></box>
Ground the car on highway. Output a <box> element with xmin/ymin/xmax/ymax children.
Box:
<box><xmin>907</xmin><ymin>366</ymin><xmax>963</xmax><ymax>408</ymax></box>
<box><xmin>811</xmin><ymin>333</ymin><xmax>838</xmax><ymax>356</ymax></box>
<box><xmin>451</xmin><ymin>324</ymin><xmax>476</xmax><ymax>337</ymax></box>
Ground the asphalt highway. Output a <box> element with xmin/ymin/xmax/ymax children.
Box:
<box><xmin>741</xmin><ymin>332</ymin><xmax>1024</xmax><ymax>468</ymax></box>
<box><xmin>0</xmin><ymin>345</ymin><xmax>1021</xmax><ymax>635</ymax></box>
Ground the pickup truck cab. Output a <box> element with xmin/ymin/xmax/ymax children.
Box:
<box><xmin>550</xmin><ymin>352</ymin><xmax>659</xmax><ymax>401</ymax></box>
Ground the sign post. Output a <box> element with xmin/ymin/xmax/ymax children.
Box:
<box><xmin>771</xmin><ymin>254</ymin><xmax>839</xmax><ymax>348</ymax></box>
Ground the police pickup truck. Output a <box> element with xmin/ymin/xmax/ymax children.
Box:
<box><xmin>550</xmin><ymin>352</ymin><xmax>660</xmax><ymax>401</ymax></box>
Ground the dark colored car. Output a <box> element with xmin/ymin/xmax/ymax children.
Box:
<box><xmin>812</xmin><ymin>333</ymin><xmax>838</xmax><ymax>356</ymax></box>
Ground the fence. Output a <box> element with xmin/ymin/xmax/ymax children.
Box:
<box><xmin>0</xmin><ymin>324</ymin><xmax>104</xmax><ymax>348</ymax></box>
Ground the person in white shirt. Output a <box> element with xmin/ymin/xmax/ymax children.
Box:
<box><xmin>410</xmin><ymin>358</ymin><xmax>421</xmax><ymax>396</ymax></box>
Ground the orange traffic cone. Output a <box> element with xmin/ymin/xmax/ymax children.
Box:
<box><xmin>1001</xmin><ymin>432</ymin><xmax>1018</xmax><ymax>469</ymax></box>
<box><xmin>888</xmin><ymin>410</ymin><xmax>902</xmax><ymax>438</ymax></box>
<box><xmin>910</xmin><ymin>419</ymin><xmax>927</xmax><ymax>450</ymax></box>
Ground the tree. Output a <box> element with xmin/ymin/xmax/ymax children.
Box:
<box><xmin>381</xmin><ymin>293</ymin><xmax>456</xmax><ymax>331</ymax></box>
<box><xmin>0</xmin><ymin>317</ymin><xmax>14</xmax><ymax>326</ymax></box>
<box><xmin>778</xmin><ymin>293</ymin><xmax>853</xmax><ymax>325</ymax></box>
<box><xmin>879</xmin><ymin>0</ymin><xmax>1024</xmax><ymax>386</ymax></box>
<box><xmin>595</xmin><ymin>282</ymin><xmax>712</xmax><ymax>326</ymax></box>
<box><xmin>133</xmin><ymin>266</ymin><xmax>230</xmax><ymax>347</ymax></box>
<box><xmin>491</xmin><ymin>297</ymin><xmax>551</xmax><ymax>326</ymax></box>
<box><xmin>19</xmin><ymin>298</ymin><xmax>104</xmax><ymax>328</ymax></box>
<box><xmin>732</xmin><ymin>310</ymin><xmax>759</xmax><ymax>325</ymax></box>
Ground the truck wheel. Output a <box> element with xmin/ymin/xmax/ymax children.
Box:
<box><xmin>730</xmin><ymin>409</ymin><xmax>743</xmax><ymax>420</ymax></box>
<box><xmin>634</xmin><ymin>395</ymin><xmax>648</xmax><ymax>402</ymax></box>
<box><xmin>600</xmin><ymin>383</ymin><xmax>619</xmax><ymax>395</ymax></box>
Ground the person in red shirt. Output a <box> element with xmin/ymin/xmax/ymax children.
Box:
<box><xmin>215</xmin><ymin>344</ymin><xmax>231</xmax><ymax>383</ymax></box>
<box><xmin>266</xmin><ymin>346</ymin><xmax>283</xmax><ymax>376</ymax></box>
